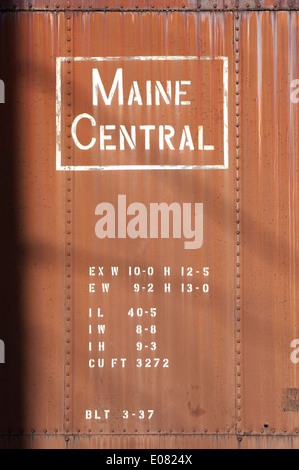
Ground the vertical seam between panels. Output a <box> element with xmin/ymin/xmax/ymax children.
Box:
<box><xmin>234</xmin><ymin>7</ymin><xmax>242</xmax><ymax>437</ymax></box>
<box><xmin>64</xmin><ymin>8</ymin><xmax>73</xmax><ymax>443</ymax></box>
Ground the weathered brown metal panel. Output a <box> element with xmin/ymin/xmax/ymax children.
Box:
<box><xmin>0</xmin><ymin>12</ymin><xmax>67</xmax><ymax>436</ymax></box>
<box><xmin>238</xmin><ymin>10</ymin><xmax>299</xmax><ymax>434</ymax></box>
<box><xmin>66</xmin><ymin>11</ymin><xmax>235</xmax><ymax>437</ymax></box>
<box><xmin>0</xmin><ymin>1</ymin><xmax>299</xmax><ymax>450</ymax></box>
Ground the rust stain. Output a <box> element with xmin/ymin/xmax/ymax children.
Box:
<box><xmin>188</xmin><ymin>401</ymin><xmax>205</xmax><ymax>417</ymax></box>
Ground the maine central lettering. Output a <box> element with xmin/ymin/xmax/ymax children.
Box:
<box><xmin>72</xmin><ymin>68</ymin><xmax>214</xmax><ymax>152</ymax></box>
<box><xmin>57</xmin><ymin>57</ymin><xmax>228</xmax><ymax>169</ymax></box>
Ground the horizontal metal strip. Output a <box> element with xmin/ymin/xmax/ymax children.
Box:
<box><xmin>1</xmin><ymin>1</ymin><xmax>299</xmax><ymax>11</ymax></box>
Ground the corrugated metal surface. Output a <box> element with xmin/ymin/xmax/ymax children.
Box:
<box><xmin>68</xmin><ymin>11</ymin><xmax>235</xmax><ymax>438</ymax></box>
<box><xmin>0</xmin><ymin>0</ymin><xmax>298</xmax><ymax>449</ymax></box>
<box><xmin>238</xmin><ymin>10</ymin><xmax>299</xmax><ymax>435</ymax></box>
<box><xmin>0</xmin><ymin>10</ymin><xmax>66</xmax><ymax>438</ymax></box>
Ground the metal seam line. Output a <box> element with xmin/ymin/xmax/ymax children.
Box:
<box><xmin>234</xmin><ymin>10</ymin><xmax>242</xmax><ymax>436</ymax></box>
<box><xmin>64</xmin><ymin>10</ymin><xmax>73</xmax><ymax>438</ymax></box>
<box><xmin>3</xmin><ymin>4</ymin><xmax>299</xmax><ymax>12</ymax></box>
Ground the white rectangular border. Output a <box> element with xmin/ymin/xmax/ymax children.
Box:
<box><xmin>56</xmin><ymin>56</ymin><xmax>229</xmax><ymax>171</ymax></box>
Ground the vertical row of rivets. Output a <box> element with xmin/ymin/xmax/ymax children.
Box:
<box><xmin>64</xmin><ymin>7</ymin><xmax>73</xmax><ymax>438</ymax></box>
<box><xmin>234</xmin><ymin>8</ymin><xmax>242</xmax><ymax>436</ymax></box>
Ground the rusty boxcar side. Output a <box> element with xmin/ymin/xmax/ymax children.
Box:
<box><xmin>0</xmin><ymin>0</ymin><xmax>298</xmax><ymax>449</ymax></box>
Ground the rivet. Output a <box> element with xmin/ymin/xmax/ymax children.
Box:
<box><xmin>54</xmin><ymin>428</ymin><xmax>58</xmax><ymax>433</ymax></box>
<box><xmin>197</xmin><ymin>4</ymin><xmax>201</xmax><ymax>8</ymax></box>
<box><xmin>65</xmin><ymin>436</ymin><xmax>69</xmax><ymax>441</ymax></box>
<box><xmin>31</xmin><ymin>429</ymin><xmax>35</xmax><ymax>433</ymax></box>
<box><xmin>215</xmin><ymin>428</ymin><xmax>219</xmax><ymax>433</ymax></box>
<box><xmin>271</xmin><ymin>428</ymin><xmax>275</xmax><ymax>433</ymax></box>
<box><xmin>135</xmin><ymin>429</ymin><xmax>138</xmax><ymax>433</ymax></box>
<box><xmin>238</xmin><ymin>436</ymin><xmax>242</xmax><ymax>442</ymax></box>
<box><xmin>56</xmin><ymin>4</ymin><xmax>60</xmax><ymax>8</ymax></box>
<box><xmin>124</xmin><ymin>429</ymin><xmax>127</xmax><ymax>432</ymax></box>
<box><xmin>213</xmin><ymin>3</ymin><xmax>217</xmax><ymax>8</ymax></box>
<box><xmin>182</xmin><ymin>4</ymin><xmax>185</xmax><ymax>8</ymax></box>
<box><xmin>43</xmin><ymin>429</ymin><xmax>47</xmax><ymax>433</ymax></box>
<box><xmin>204</xmin><ymin>428</ymin><xmax>208</xmax><ymax>433</ymax></box>
<box><xmin>246</xmin><ymin>2</ymin><xmax>249</xmax><ymax>6</ymax></box>
<box><xmin>28</xmin><ymin>3</ymin><xmax>32</xmax><ymax>7</ymax></box>
<box><xmin>77</xmin><ymin>429</ymin><xmax>80</xmax><ymax>433</ymax></box>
